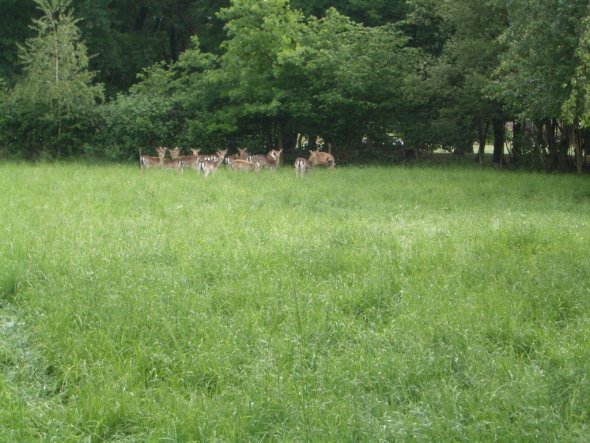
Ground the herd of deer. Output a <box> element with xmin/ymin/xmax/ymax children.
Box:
<box><xmin>139</xmin><ymin>147</ymin><xmax>335</xmax><ymax>176</ymax></box>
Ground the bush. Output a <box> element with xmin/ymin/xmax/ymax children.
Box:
<box><xmin>93</xmin><ymin>92</ymin><xmax>182</xmax><ymax>161</ymax></box>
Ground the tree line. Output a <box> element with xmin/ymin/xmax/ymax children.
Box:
<box><xmin>2</xmin><ymin>0</ymin><xmax>590</xmax><ymax>172</ymax></box>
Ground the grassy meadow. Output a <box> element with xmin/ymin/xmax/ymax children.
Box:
<box><xmin>1</xmin><ymin>161</ymin><xmax>589</xmax><ymax>441</ymax></box>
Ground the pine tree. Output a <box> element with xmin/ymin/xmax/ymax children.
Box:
<box><xmin>13</xmin><ymin>0</ymin><xmax>103</xmax><ymax>157</ymax></box>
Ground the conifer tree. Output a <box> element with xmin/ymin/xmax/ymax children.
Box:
<box><xmin>11</xmin><ymin>0</ymin><xmax>103</xmax><ymax>157</ymax></box>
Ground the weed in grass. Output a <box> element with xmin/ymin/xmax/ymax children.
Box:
<box><xmin>0</xmin><ymin>275</ymin><xmax>19</xmax><ymax>305</ymax></box>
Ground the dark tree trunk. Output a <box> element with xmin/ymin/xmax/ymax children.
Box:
<box><xmin>582</xmin><ymin>129</ymin><xmax>590</xmax><ymax>169</ymax></box>
<box><xmin>463</xmin><ymin>139</ymin><xmax>474</xmax><ymax>154</ymax></box>
<box><xmin>276</xmin><ymin>122</ymin><xmax>283</xmax><ymax>150</ymax></box>
<box><xmin>278</xmin><ymin>127</ymin><xmax>298</xmax><ymax>164</ymax></box>
<box><xmin>571</xmin><ymin>122</ymin><xmax>583</xmax><ymax>174</ymax></box>
<box><xmin>135</xmin><ymin>6</ymin><xmax>148</xmax><ymax>31</ymax></box>
<box><xmin>545</xmin><ymin>119</ymin><xmax>558</xmax><ymax>171</ymax></box>
<box><xmin>492</xmin><ymin>118</ymin><xmax>505</xmax><ymax>164</ymax></box>
<box><xmin>273</xmin><ymin>120</ymin><xmax>295</xmax><ymax>153</ymax></box>
<box><xmin>168</xmin><ymin>26</ymin><xmax>178</xmax><ymax>61</ymax></box>
<box><xmin>453</xmin><ymin>141</ymin><xmax>469</xmax><ymax>156</ymax></box>
<box><xmin>477</xmin><ymin>119</ymin><xmax>489</xmax><ymax>164</ymax></box>
<box><xmin>512</xmin><ymin>120</ymin><xmax>523</xmax><ymax>166</ymax></box>
<box><xmin>308</xmin><ymin>135</ymin><xmax>317</xmax><ymax>150</ymax></box>
<box><xmin>557</xmin><ymin>122</ymin><xmax>571</xmax><ymax>172</ymax></box>
<box><xmin>533</xmin><ymin>120</ymin><xmax>547</xmax><ymax>170</ymax></box>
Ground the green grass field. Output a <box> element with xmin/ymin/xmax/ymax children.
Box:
<box><xmin>1</xmin><ymin>162</ymin><xmax>589</xmax><ymax>441</ymax></box>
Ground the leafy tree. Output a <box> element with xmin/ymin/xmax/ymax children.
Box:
<box><xmin>291</xmin><ymin>0</ymin><xmax>406</xmax><ymax>26</ymax></box>
<box><xmin>425</xmin><ymin>0</ymin><xmax>506</xmax><ymax>160</ymax></box>
<box><xmin>564</xmin><ymin>13</ymin><xmax>590</xmax><ymax>173</ymax></box>
<box><xmin>94</xmin><ymin>83</ymin><xmax>181</xmax><ymax>161</ymax></box>
<box><xmin>490</xmin><ymin>0</ymin><xmax>587</xmax><ymax>170</ymax></box>
<box><xmin>294</xmin><ymin>9</ymin><xmax>410</xmax><ymax>156</ymax></box>
<box><xmin>394</xmin><ymin>1</ymin><xmax>448</xmax><ymax>151</ymax></box>
<box><xmin>210</xmin><ymin>2</ymin><xmax>410</xmax><ymax>157</ymax></box>
<box><xmin>396</xmin><ymin>0</ymin><xmax>507</xmax><ymax>161</ymax></box>
<box><xmin>0</xmin><ymin>0</ymin><xmax>38</xmax><ymax>84</ymax></box>
<box><xmin>213</xmin><ymin>0</ymin><xmax>306</xmax><ymax>152</ymax></box>
<box><xmin>402</xmin><ymin>0</ymin><xmax>450</xmax><ymax>56</ymax></box>
<box><xmin>109</xmin><ymin>1</ymin><xmax>412</xmax><ymax>161</ymax></box>
<box><xmin>165</xmin><ymin>38</ymin><xmax>228</xmax><ymax>149</ymax></box>
<box><xmin>1</xmin><ymin>0</ymin><xmax>103</xmax><ymax>158</ymax></box>
<box><xmin>93</xmin><ymin>34</ymin><xmax>227</xmax><ymax>159</ymax></box>
<box><xmin>65</xmin><ymin>0</ymin><xmax>231</xmax><ymax>96</ymax></box>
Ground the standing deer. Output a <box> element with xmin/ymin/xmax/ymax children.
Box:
<box><xmin>159</xmin><ymin>147</ymin><xmax>182</xmax><ymax>172</ymax></box>
<box><xmin>266</xmin><ymin>149</ymin><xmax>283</xmax><ymax>169</ymax></box>
<box><xmin>169</xmin><ymin>147</ymin><xmax>181</xmax><ymax>159</ymax></box>
<box><xmin>187</xmin><ymin>150</ymin><xmax>217</xmax><ymax>173</ymax></box>
<box><xmin>248</xmin><ymin>153</ymin><xmax>267</xmax><ymax>169</ymax></box>
<box><xmin>238</xmin><ymin>147</ymin><xmax>249</xmax><ymax>159</ymax></box>
<box><xmin>139</xmin><ymin>147</ymin><xmax>166</xmax><ymax>169</ymax></box>
<box><xmin>224</xmin><ymin>152</ymin><xmax>239</xmax><ymax>167</ymax></box>
<box><xmin>294</xmin><ymin>157</ymin><xmax>312</xmax><ymax>176</ymax></box>
<box><xmin>198</xmin><ymin>149</ymin><xmax>227</xmax><ymax>177</ymax></box>
<box><xmin>178</xmin><ymin>149</ymin><xmax>201</xmax><ymax>171</ymax></box>
<box><xmin>248</xmin><ymin>149</ymin><xmax>283</xmax><ymax>170</ymax></box>
<box><xmin>223</xmin><ymin>148</ymin><xmax>249</xmax><ymax>167</ymax></box>
<box><xmin>309</xmin><ymin>150</ymin><xmax>335</xmax><ymax>168</ymax></box>
<box><xmin>161</xmin><ymin>158</ymin><xmax>182</xmax><ymax>172</ymax></box>
<box><xmin>229</xmin><ymin>159</ymin><xmax>261</xmax><ymax>172</ymax></box>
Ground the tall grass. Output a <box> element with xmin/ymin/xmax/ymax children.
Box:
<box><xmin>1</xmin><ymin>162</ymin><xmax>589</xmax><ymax>441</ymax></box>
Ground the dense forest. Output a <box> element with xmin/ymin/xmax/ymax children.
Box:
<box><xmin>2</xmin><ymin>0</ymin><xmax>590</xmax><ymax>172</ymax></box>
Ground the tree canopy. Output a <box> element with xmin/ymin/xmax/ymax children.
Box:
<box><xmin>1</xmin><ymin>0</ymin><xmax>590</xmax><ymax>171</ymax></box>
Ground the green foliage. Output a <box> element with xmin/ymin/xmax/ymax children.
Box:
<box><xmin>0</xmin><ymin>0</ymin><xmax>103</xmax><ymax>158</ymax></box>
<box><xmin>213</xmin><ymin>0</ymin><xmax>310</xmax><ymax>149</ymax></box>
<box><xmin>398</xmin><ymin>0</ymin><xmax>505</xmax><ymax>152</ymax></box>
<box><xmin>0</xmin><ymin>0</ymin><xmax>37</xmax><ymax>83</ymax></box>
<box><xmin>71</xmin><ymin>0</ymin><xmax>230</xmax><ymax>96</ymax></box>
<box><xmin>93</xmin><ymin>89</ymin><xmax>179</xmax><ymax>161</ymax></box>
<box><xmin>3</xmin><ymin>0</ymin><xmax>590</xmax><ymax>169</ymax></box>
<box><xmin>123</xmin><ymin>2</ymin><xmax>411</xmax><ymax>155</ymax></box>
<box><xmin>291</xmin><ymin>0</ymin><xmax>407</xmax><ymax>26</ymax></box>
<box><xmin>297</xmin><ymin>9</ymin><xmax>409</xmax><ymax>145</ymax></box>
<box><xmin>402</xmin><ymin>0</ymin><xmax>451</xmax><ymax>55</ymax></box>
<box><xmin>564</xmin><ymin>15</ymin><xmax>590</xmax><ymax>127</ymax></box>
<box><xmin>491</xmin><ymin>0</ymin><xmax>587</xmax><ymax>120</ymax></box>
<box><xmin>92</xmin><ymin>40</ymin><xmax>228</xmax><ymax>159</ymax></box>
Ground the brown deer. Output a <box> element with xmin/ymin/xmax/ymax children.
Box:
<box><xmin>229</xmin><ymin>159</ymin><xmax>261</xmax><ymax>172</ymax></box>
<box><xmin>185</xmin><ymin>150</ymin><xmax>220</xmax><ymax>172</ymax></box>
<box><xmin>309</xmin><ymin>150</ymin><xmax>335</xmax><ymax>168</ymax></box>
<box><xmin>157</xmin><ymin>147</ymin><xmax>181</xmax><ymax>172</ymax></box>
<box><xmin>294</xmin><ymin>157</ymin><xmax>312</xmax><ymax>176</ymax></box>
<box><xmin>139</xmin><ymin>147</ymin><xmax>166</xmax><ymax>169</ymax></box>
<box><xmin>248</xmin><ymin>149</ymin><xmax>283</xmax><ymax>170</ymax></box>
<box><xmin>169</xmin><ymin>147</ymin><xmax>181</xmax><ymax>159</ymax></box>
<box><xmin>198</xmin><ymin>149</ymin><xmax>227</xmax><ymax>177</ymax></box>
<box><xmin>224</xmin><ymin>152</ymin><xmax>239</xmax><ymax>167</ymax></box>
<box><xmin>178</xmin><ymin>149</ymin><xmax>201</xmax><ymax>171</ymax></box>
<box><xmin>265</xmin><ymin>149</ymin><xmax>283</xmax><ymax>169</ymax></box>
<box><xmin>161</xmin><ymin>158</ymin><xmax>182</xmax><ymax>172</ymax></box>
<box><xmin>248</xmin><ymin>153</ymin><xmax>267</xmax><ymax>169</ymax></box>
<box><xmin>223</xmin><ymin>147</ymin><xmax>249</xmax><ymax>166</ymax></box>
<box><xmin>238</xmin><ymin>147</ymin><xmax>249</xmax><ymax>159</ymax></box>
